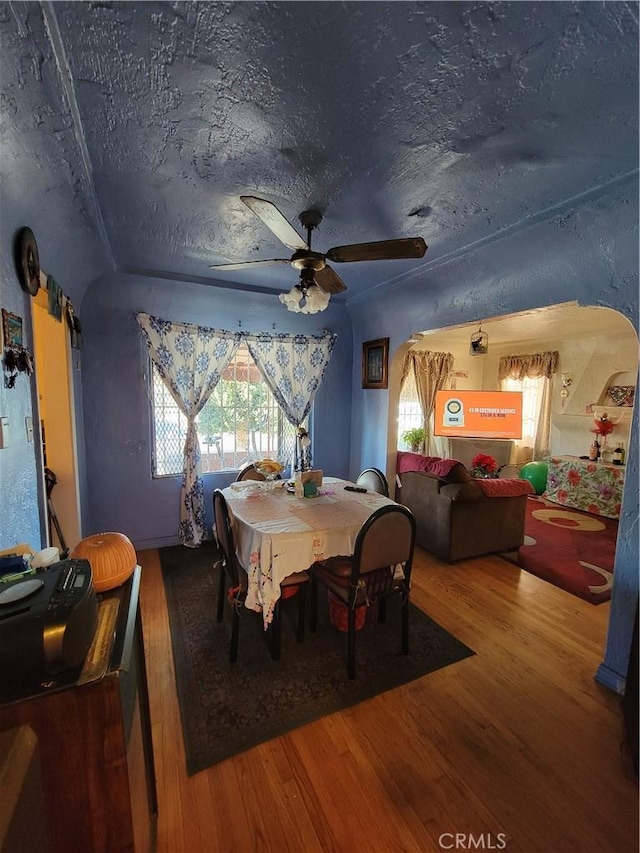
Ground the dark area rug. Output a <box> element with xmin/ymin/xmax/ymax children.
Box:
<box><xmin>160</xmin><ymin>542</ymin><xmax>475</xmax><ymax>776</ymax></box>
<box><xmin>500</xmin><ymin>495</ymin><xmax>618</xmax><ymax>604</ymax></box>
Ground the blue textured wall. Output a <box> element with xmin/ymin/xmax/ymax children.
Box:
<box><xmin>347</xmin><ymin>174</ymin><xmax>639</xmax><ymax>692</ymax></box>
<box><xmin>0</xmin><ymin>0</ymin><xmax>109</xmax><ymax>549</ymax></box>
<box><xmin>0</xmin><ymin>251</ymin><xmax>42</xmax><ymax>548</ymax></box>
<box><xmin>79</xmin><ymin>272</ymin><xmax>353</xmax><ymax>549</ymax></box>
<box><xmin>0</xmin><ymin>213</ymin><xmax>105</xmax><ymax>552</ymax></box>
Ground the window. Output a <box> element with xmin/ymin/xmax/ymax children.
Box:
<box><xmin>152</xmin><ymin>375</ymin><xmax>187</xmax><ymax>476</ymax></box>
<box><xmin>397</xmin><ymin>369</ymin><xmax>422</xmax><ymax>449</ymax></box>
<box><xmin>150</xmin><ymin>342</ymin><xmax>300</xmax><ymax>477</ymax></box>
<box><xmin>501</xmin><ymin>374</ymin><xmax>544</xmax><ymax>445</ymax></box>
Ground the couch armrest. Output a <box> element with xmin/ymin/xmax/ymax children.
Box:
<box><xmin>398</xmin><ymin>470</ymin><xmax>443</xmax><ymax>494</ymax></box>
<box><xmin>440</xmin><ymin>481</ymin><xmax>485</xmax><ymax>502</ymax></box>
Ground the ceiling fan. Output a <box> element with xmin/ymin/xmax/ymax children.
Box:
<box><xmin>209</xmin><ymin>196</ymin><xmax>428</xmax><ymax>313</ymax></box>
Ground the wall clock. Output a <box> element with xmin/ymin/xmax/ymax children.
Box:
<box><xmin>16</xmin><ymin>226</ymin><xmax>40</xmax><ymax>296</ymax></box>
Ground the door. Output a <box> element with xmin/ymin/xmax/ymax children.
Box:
<box><xmin>31</xmin><ymin>292</ymin><xmax>82</xmax><ymax>552</ymax></box>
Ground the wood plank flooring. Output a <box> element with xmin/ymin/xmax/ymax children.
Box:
<box><xmin>138</xmin><ymin>546</ymin><xmax>638</xmax><ymax>853</ymax></box>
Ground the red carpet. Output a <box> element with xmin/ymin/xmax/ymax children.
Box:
<box><xmin>501</xmin><ymin>495</ymin><xmax>618</xmax><ymax>604</ymax></box>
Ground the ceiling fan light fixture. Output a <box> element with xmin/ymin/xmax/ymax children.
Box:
<box><xmin>279</xmin><ymin>285</ymin><xmax>305</xmax><ymax>312</ymax></box>
<box><xmin>303</xmin><ymin>283</ymin><xmax>331</xmax><ymax>313</ymax></box>
<box><xmin>214</xmin><ymin>196</ymin><xmax>427</xmax><ymax>311</ymax></box>
<box><xmin>279</xmin><ymin>281</ymin><xmax>330</xmax><ymax>314</ymax></box>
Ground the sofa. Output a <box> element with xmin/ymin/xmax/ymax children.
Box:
<box><xmin>396</xmin><ymin>452</ymin><xmax>534</xmax><ymax>562</ymax></box>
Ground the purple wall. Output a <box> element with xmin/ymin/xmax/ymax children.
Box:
<box><xmin>79</xmin><ymin>272</ymin><xmax>353</xmax><ymax>549</ymax></box>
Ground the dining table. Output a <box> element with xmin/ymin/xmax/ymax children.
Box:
<box><xmin>222</xmin><ymin>477</ymin><xmax>396</xmax><ymax>628</ymax></box>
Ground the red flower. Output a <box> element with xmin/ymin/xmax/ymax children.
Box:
<box><xmin>471</xmin><ymin>453</ymin><xmax>498</xmax><ymax>477</ymax></box>
<box><xmin>567</xmin><ymin>469</ymin><xmax>581</xmax><ymax>486</ymax></box>
<box><xmin>471</xmin><ymin>453</ymin><xmax>498</xmax><ymax>475</ymax></box>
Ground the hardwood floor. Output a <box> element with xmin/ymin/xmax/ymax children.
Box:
<box><xmin>138</xmin><ymin>546</ymin><xmax>638</xmax><ymax>853</ymax></box>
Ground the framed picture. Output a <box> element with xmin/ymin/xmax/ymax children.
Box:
<box><xmin>1</xmin><ymin>309</ymin><xmax>23</xmax><ymax>349</ymax></box>
<box><xmin>362</xmin><ymin>338</ymin><xmax>389</xmax><ymax>389</ymax></box>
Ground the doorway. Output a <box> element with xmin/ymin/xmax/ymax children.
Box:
<box><xmin>389</xmin><ymin>301</ymin><xmax>637</xmax><ymax>591</ymax></box>
<box><xmin>31</xmin><ymin>292</ymin><xmax>82</xmax><ymax>552</ymax></box>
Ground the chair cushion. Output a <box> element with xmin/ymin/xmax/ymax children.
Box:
<box><xmin>314</xmin><ymin>559</ymin><xmax>397</xmax><ymax>603</ymax></box>
<box><xmin>315</xmin><ymin>555</ymin><xmax>352</xmax><ymax>579</ymax></box>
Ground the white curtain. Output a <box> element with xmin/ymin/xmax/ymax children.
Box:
<box><xmin>137</xmin><ymin>313</ymin><xmax>239</xmax><ymax>547</ymax></box>
<box><xmin>498</xmin><ymin>351</ymin><xmax>559</xmax><ymax>459</ymax></box>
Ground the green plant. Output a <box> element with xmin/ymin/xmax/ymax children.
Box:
<box><xmin>401</xmin><ymin>426</ymin><xmax>425</xmax><ymax>452</ymax></box>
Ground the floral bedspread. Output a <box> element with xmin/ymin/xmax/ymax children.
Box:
<box><xmin>545</xmin><ymin>456</ymin><xmax>624</xmax><ymax>519</ymax></box>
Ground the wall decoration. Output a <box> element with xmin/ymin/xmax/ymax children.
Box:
<box><xmin>2</xmin><ymin>309</ymin><xmax>33</xmax><ymax>388</ymax></box>
<box><xmin>2</xmin><ymin>309</ymin><xmax>23</xmax><ymax>348</ymax></box>
<box><xmin>607</xmin><ymin>385</ymin><xmax>635</xmax><ymax>407</ymax></box>
<box><xmin>47</xmin><ymin>275</ymin><xmax>64</xmax><ymax>321</ymax></box>
<box><xmin>362</xmin><ymin>338</ymin><xmax>389</xmax><ymax>389</ymax></box>
<box><xmin>469</xmin><ymin>324</ymin><xmax>489</xmax><ymax>356</ymax></box>
<box><xmin>65</xmin><ymin>299</ymin><xmax>83</xmax><ymax>348</ymax></box>
<box><xmin>15</xmin><ymin>226</ymin><xmax>41</xmax><ymax>296</ymax></box>
<box><xmin>560</xmin><ymin>372</ymin><xmax>573</xmax><ymax>407</ymax></box>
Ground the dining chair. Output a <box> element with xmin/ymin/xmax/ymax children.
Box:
<box><xmin>356</xmin><ymin>467</ymin><xmax>390</xmax><ymax>497</ymax></box>
<box><xmin>236</xmin><ymin>462</ymin><xmax>266</xmax><ymax>481</ymax></box>
<box><xmin>310</xmin><ymin>504</ymin><xmax>416</xmax><ymax>679</ymax></box>
<box><xmin>212</xmin><ymin>488</ymin><xmax>308</xmax><ymax>662</ymax></box>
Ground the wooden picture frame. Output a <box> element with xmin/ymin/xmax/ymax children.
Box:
<box><xmin>362</xmin><ymin>338</ymin><xmax>389</xmax><ymax>389</ymax></box>
<box><xmin>1</xmin><ymin>309</ymin><xmax>23</xmax><ymax>349</ymax></box>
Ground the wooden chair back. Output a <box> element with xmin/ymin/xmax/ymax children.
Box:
<box><xmin>356</xmin><ymin>467</ymin><xmax>390</xmax><ymax>497</ymax></box>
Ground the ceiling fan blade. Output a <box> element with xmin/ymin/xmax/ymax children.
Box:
<box><xmin>240</xmin><ymin>196</ymin><xmax>308</xmax><ymax>251</ymax></box>
<box><xmin>314</xmin><ymin>264</ymin><xmax>347</xmax><ymax>294</ymax></box>
<box><xmin>326</xmin><ymin>237</ymin><xmax>427</xmax><ymax>264</ymax></box>
<box><xmin>209</xmin><ymin>258</ymin><xmax>290</xmax><ymax>271</ymax></box>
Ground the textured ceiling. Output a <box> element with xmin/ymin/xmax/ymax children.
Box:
<box><xmin>2</xmin><ymin>1</ymin><xmax>638</xmax><ymax>302</ymax></box>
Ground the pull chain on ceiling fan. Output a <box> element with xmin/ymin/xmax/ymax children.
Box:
<box><xmin>210</xmin><ymin>196</ymin><xmax>428</xmax><ymax>313</ymax></box>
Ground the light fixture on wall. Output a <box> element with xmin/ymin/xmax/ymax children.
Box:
<box><xmin>279</xmin><ymin>271</ymin><xmax>331</xmax><ymax>314</ymax></box>
<box><xmin>469</xmin><ymin>324</ymin><xmax>489</xmax><ymax>356</ymax></box>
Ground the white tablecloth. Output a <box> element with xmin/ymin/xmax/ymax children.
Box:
<box><xmin>222</xmin><ymin>478</ymin><xmax>394</xmax><ymax>627</ymax></box>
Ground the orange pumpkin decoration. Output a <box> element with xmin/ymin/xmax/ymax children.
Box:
<box><xmin>71</xmin><ymin>532</ymin><xmax>137</xmax><ymax>592</ymax></box>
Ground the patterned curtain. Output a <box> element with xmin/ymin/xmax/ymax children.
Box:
<box><xmin>246</xmin><ymin>332</ymin><xmax>337</xmax><ymax>471</ymax></box>
<box><xmin>246</xmin><ymin>332</ymin><xmax>336</xmax><ymax>425</ymax></box>
<box><xmin>400</xmin><ymin>350</ymin><xmax>453</xmax><ymax>454</ymax></box>
<box><xmin>137</xmin><ymin>313</ymin><xmax>239</xmax><ymax>547</ymax></box>
<box><xmin>498</xmin><ymin>350</ymin><xmax>559</xmax><ymax>459</ymax></box>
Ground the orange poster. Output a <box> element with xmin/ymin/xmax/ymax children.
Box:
<box><xmin>434</xmin><ymin>390</ymin><xmax>523</xmax><ymax>438</ymax></box>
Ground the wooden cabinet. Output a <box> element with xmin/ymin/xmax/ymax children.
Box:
<box><xmin>0</xmin><ymin>567</ymin><xmax>156</xmax><ymax>852</ymax></box>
